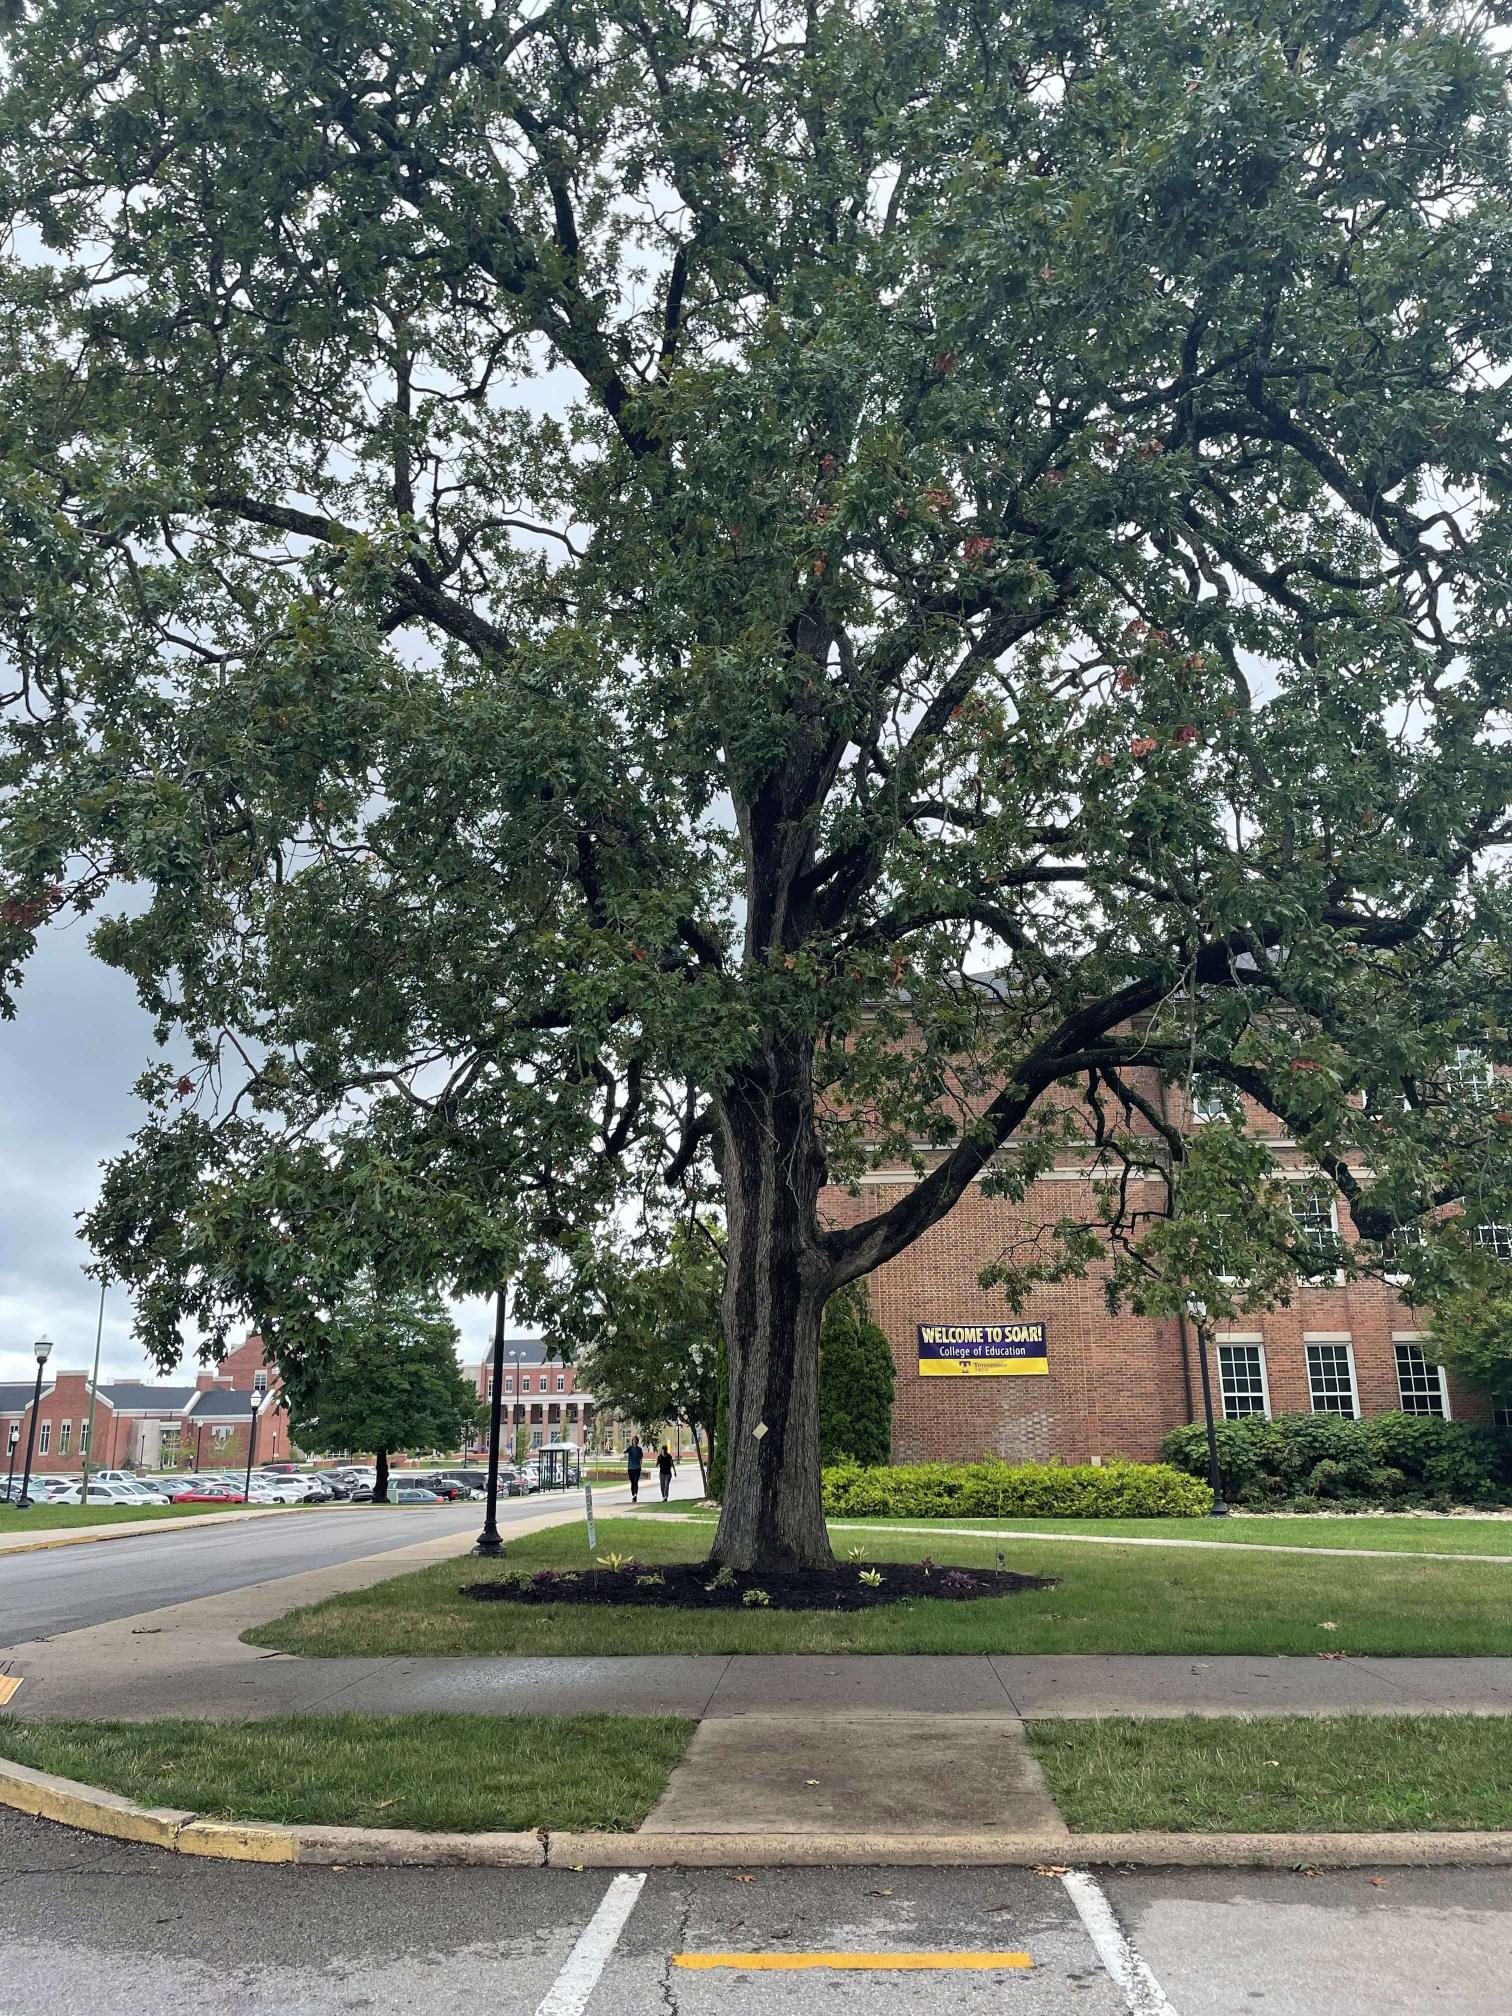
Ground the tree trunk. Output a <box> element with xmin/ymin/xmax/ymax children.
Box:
<box><xmin>709</xmin><ymin>1043</ymin><xmax>834</xmax><ymax>1573</ymax></box>
<box><xmin>374</xmin><ymin>1446</ymin><xmax>389</xmax><ymax>1504</ymax></box>
<box><xmin>688</xmin><ymin>1419</ymin><xmax>709</xmax><ymax>1496</ymax></box>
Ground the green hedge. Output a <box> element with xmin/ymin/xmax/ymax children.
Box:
<box><xmin>820</xmin><ymin>1458</ymin><xmax>1212</xmax><ymax>1520</ymax></box>
<box><xmin>1160</xmin><ymin>1411</ymin><xmax>1512</xmax><ymax>1509</ymax></box>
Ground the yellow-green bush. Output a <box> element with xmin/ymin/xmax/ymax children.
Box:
<box><xmin>821</xmin><ymin>1457</ymin><xmax>1212</xmax><ymax>1519</ymax></box>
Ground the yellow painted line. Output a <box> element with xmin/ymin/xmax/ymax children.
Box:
<box><xmin>0</xmin><ymin>1677</ymin><xmax>21</xmax><ymax>1707</ymax></box>
<box><xmin>674</xmin><ymin>1951</ymin><xmax>1032</xmax><ymax>1972</ymax></box>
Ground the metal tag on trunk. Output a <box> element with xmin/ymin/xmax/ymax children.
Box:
<box><xmin>585</xmin><ymin>1482</ymin><xmax>596</xmax><ymax>1552</ymax></box>
<box><xmin>752</xmin><ymin>1422</ymin><xmax>768</xmax><ymax>1440</ymax></box>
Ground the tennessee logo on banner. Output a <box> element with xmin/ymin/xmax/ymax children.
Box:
<box><xmin>916</xmin><ymin>1322</ymin><xmax>1049</xmax><ymax>1377</ymax></box>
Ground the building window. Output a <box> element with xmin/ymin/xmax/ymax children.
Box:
<box><xmin>556</xmin><ymin>1375</ymin><xmax>566</xmax><ymax>1392</ymax></box>
<box><xmin>252</xmin><ymin>1371</ymin><xmax>268</xmax><ymax>1394</ymax></box>
<box><xmin>37</xmin><ymin>1422</ymin><xmax>51</xmax><ymax>1455</ymax></box>
<box><xmin>1495</xmin><ymin>1405</ymin><xmax>1512</xmax><ymax>1430</ymax></box>
<box><xmin>1288</xmin><ymin>1184</ymin><xmax>1338</xmax><ymax>1272</ymax></box>
<box><xmin>531</xmin><ymin>1429</ymin><xmax>543</xmax><ymax>1448</ymax></box>
<box><xmin>1306</xmin><ymin>1341</ymin><xmax>1358</xmax><ymax>1417</ymax></box>
<box><xmin>211</xmin><ymin>1423</ymin><xmax>232</xmax><ymax>1444</ymax></box>
<box><xmin>503</xmin><ymin>1375</ymin><xmax>513</xmax><ymax>1393</ymax></box>
<box><xmin>80</xmin><ymin>1420</ymin><xmax>90</xmax><ymax>1455</ymax></box>
<box><xmin>1473</xmin><ymin>1223</ymin><xmax>1512</xmax><ymax>1264</ymax></box>
<box><xmin>1443</xmin><ymin>1047</ymin><xmax>1493</xmax><ymax>1100</ymax></box>
<box><xmin>57</xmin><ymin>1420</ymin><xmax>72</xmax><ymax>1456</ymax></box>
<box><xmin>1190</xmin><ymin>1081</ymin><xmax>1231</xmax><ymax>1124</ymax></box>
<box><xmin>1217</xmin><ymin>1342</ymin><xmax>1269</xmax><ymax>1418</ymax></box>
<box><xmin>1394</xmin><ymin>1341</ymin><xmax>1449</xmax><ymax>1417</ymax></box>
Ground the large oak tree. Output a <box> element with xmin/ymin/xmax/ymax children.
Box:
<box><xmin>2</xmin><ymin>0</ymin><xmax>1511</xmax><ymax>1569</ymax></box>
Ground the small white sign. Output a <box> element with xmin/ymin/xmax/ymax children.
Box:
<box><xmin>585</xmin><ymin>1482</ymin><xmax>597</xmax><ymax>1553</ymax></box>
<box><xmin>752</xmin><ymin>1421</ymin><xmax>768</xmax><ymax>1441</ymax></box>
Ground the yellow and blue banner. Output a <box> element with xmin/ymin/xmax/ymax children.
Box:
<box><xmin>916</xmin><ymin>1321</ymin><xmax>1049</xmax><ymax>1377</ymax></box>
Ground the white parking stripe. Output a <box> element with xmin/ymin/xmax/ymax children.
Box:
<box><xmin>1061</xmin><ymin>1869</ymin><xmax>1179</xmax><ymax>2016</ymax></box>
<box><xmin>534</xmin><ymin>1872</ymin><xmax>646</xmax><ymax>2016</ymax></box>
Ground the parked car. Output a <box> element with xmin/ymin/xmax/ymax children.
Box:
<box><xmin>409</xmin><ymin>1475</ymin><xmax>465</xmax><ymax>1500</ymax></box>
<box><xmin>46</xmin><ymin>1482</ymin><xmax>150</xmax><ymax>1506</ymax></box>
<box><xmin>393</xmin><ymin>1487</ymin><xmax>440</xmax><ymax>1504</ymax></box>
<box><xmin>171</xmin><ymin>1486</ymin><xmax>244</xmax><ymax>1503</ymax></box>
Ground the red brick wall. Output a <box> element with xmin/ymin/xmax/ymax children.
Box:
<box><xmin>823</xmin><ymin>1165</ymin><xmax>1490</xmax><ymax>1463</ymax></box>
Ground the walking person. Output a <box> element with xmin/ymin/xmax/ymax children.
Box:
<box><xmin>626</xmin><ymin>1435</ymin><xmax>644</xmax><ymax>1504</ymax></box>
<box><xmin>657</xmin><ymin>1442</ymin><xmax>677</xmax><ymax>1502</ymax></box>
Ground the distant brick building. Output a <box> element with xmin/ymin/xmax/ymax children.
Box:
<box><xmin>472</xmin><ymin>1339</ymin><xmax>596</xmax><ymax>1453</ymax></box>
<box><xmin>0</xmin><ymin>1331</ymin><xmax>286</xmax><ymax>1476</ymax></box>
<box><xmin>823</xmin><ymin>1069</ymin><xmax>1508</xmax><ymax>1466</ymax></box>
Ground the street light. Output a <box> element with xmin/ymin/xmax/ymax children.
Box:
<box><xmin>16</xmin><ymin>1336</ymin><xmax>53</xmax><ymax>1511</ymax></box>
<box><xmin>1185</xmin><ymin>1294</ymin><xmax>1229</xmax><ymax>1518</ymax></box>
<box><xmin>5</xmin><ymin>1422</ymin><xmax>19</xmax><ymax>1504</ymax></box>
<box><xmin>243</xmin><ymin>1385</ymin><xmax>260</xmax><ymax>1505</ymax></box>
<box><xmin>474</xmin><ymin>1287</ymin><xmax>511</xmax><ymax>1558</ymax></box>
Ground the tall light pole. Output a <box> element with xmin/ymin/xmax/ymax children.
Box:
<box><xmin>81</xmin><ymin>1276</ymin><xmax>107</xmax><ymax>1494</ymax></box>
<box><xmin>474</xmin><ymin>1286</ymin><xmax>510</xmax><ymax>1557</ymax></box>
<box><xmin>5</xmin><ymin>1422</ymin><xmax>19</xmax><ymax>1503</ymax></box>
<box><xmin>17</xmin><ymin>1336</ymin><xmax>54</xmax><ymax>1510</ymax></box>
<box><xmin>242</xmin><ymin>1386</ymin><xmax>260</xmax><ymax>1504</ymax></box>
<box><xmin>1185</xmin><ymin>1294</ymin><xmax>1230</xmax><ymax>1518</ymax></box>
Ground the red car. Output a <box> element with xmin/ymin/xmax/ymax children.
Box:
<box><xmin>170</xmin><ymin>1488</ymin><xmax>246</xmax><ymax>1504</ymax></box>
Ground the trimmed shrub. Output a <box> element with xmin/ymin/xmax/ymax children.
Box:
<box><xmin>821</xmin><ymin>1458</ymin><xmax>1212</xmax><ymax>1520</ymax></box>
<box><xmin>1160</xmin><ymin>1411</ymin><xmax>1512</xmax><ymax>1508</ymax></box>
<box><xmin>818</xmin><ymin>1284</ymin><xmax>896</xmax><ymax>1467</ymax></box>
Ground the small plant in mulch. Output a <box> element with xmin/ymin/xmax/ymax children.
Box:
<box><xmin>462</xmin><ymin>1557</ymin><xmax>1055</xmax><ymax>1614</ymax></box>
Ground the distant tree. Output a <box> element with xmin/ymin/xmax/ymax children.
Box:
<box><xmin>1429</xmin><ymin>1266</ymin><xmax>1512</xmax><ymax>1415</ymax></box>
<box><xmin>817</xmin><ymin>1285</ymin><xmax>896</xmax><ymax>1467</ymax></box>
<box><xmin>281</xmin><ymin>1289</ymin><xmax>478</xmax><ymax>1504</ymax></box>
<box><xmin>577</xmin><ymin>1231</ymin><xmax>723</xmax><ymax>1493</ymax></box>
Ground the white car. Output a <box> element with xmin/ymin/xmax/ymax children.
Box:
<box><xmin>46</xmin><ymin>1481</ymin><xmax>153</xmax><ymax>1506</ymax></box>
<box><xmin>247</xmin><ymin>1477</ymin><xmax>309</xmax><ymax>1503</ymax></box>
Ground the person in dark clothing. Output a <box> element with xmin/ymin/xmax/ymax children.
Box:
<box><xmin>657</xmin><ymin>1444</ymin><xmax>676</xmax><ymax>1502</ymax></box>
<box><xmin>626</xmin><ymin>1437</ymin><xmax>644</xmax><ymax>1503</ymax></box>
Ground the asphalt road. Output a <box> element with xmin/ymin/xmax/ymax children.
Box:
<box><xmin>1</xmin><ymin>1808</ymin><xmax>1509</xmax><ymax>2015</ymax></box>
<box><xmin>0</xmin><ymin>1494</ymin><xmax>589</xmax><ymax>1646</ymax></box>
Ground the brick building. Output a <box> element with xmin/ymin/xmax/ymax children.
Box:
<box><xmin>472</xmin><ymin>1339</ymin><xmax>596</xmax><ymax>1452</ymax></box>
<box><xmin>824</xmin><ymin>1071</ymin><xmax>1508</xmax><ymax>1466</ymax></box>
<box><xmin>0</xmin><ymin>1332</ymin><xmax>286</xmax><ymax>1477</ymax></box>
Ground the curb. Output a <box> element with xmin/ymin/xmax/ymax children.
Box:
<box><xmin>5</xmin><ymin>1758</ymin><xmax>1512</xmax><ymax>1869</ymax></box>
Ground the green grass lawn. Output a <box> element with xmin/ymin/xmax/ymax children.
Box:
<box><xmin>243</xmin><ymin>1513</ymin><xmax>1512</xmax><ymax>1658</ymax></box>
<box><xmin>1027</xmin><ymin>1715</ymin><xmax>1512</xmax><ymax>1833</ymax></box>
<box><xmin>0</xmin><ymin>1713</ymin><xmax>692</xmax><ymax>1833</ymax></box>
<box><xmin>643</xmin><ymin>1504</ymin><xmax>1512</xmax><ymax>1555</ymax></box>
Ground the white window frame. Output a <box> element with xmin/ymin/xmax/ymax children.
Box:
<box><xmin>79</xmin><ymin>1419</ymin><xmax>91</xmax><ymax>1455</ymax></box>
<box><xmin>1189</xmin><ymin>1081</ymin><xmax>1231</xmax><ymax>1124</ymax></box>
<box><xmin>57</xmin><ymin>1420</ymin><xmax>72</xmax><ymax>1456</ymax></box>
<box><xmin>1392</xmin><ymin>1334</ymin><xmax>1451</xmax><ymax>1419</ymax></box>
<box><xmin>556</xmin><ymin>1374</ymin><xmax>566</xmax><ymax>1392</ymax></box>
<box><xmin>1304</xmin><ymin>1335</ymin><xmax>1359</xmax><ymax>1418</ymax></box>
<box><xmin>37</xmin><ymin>1421</ymin><xmax>51</xmax><ymax>1455</ymax></box>
<box><xmin>1215</xmin><ymin>1334</ymin><xmax>1271</xmax><ymax>1419</ymax></box>
<box><xmin>1495</xmin><ymin>1404</ymin><xmax>1512</xmax><ymax>1430</ymax></box>
<box><xmin>251</xmin><ymin>1370</ymin><xmax>268</xmax><ymax>1394</ymax></box>
<box><xmin>1443</xmin><ymin>1047</ymin><xmax>1493</xmax><ymax>1100</ymax></box>
<box><xmin>1473</xmin><ymin>1222</ymin><xmax>1512</xmax><ymax>1264</ymax></box>
<box><xmin>1286</xmin><ymin>1178</ymin><xmax>1341</xmax><ymax>1278</ymax></box>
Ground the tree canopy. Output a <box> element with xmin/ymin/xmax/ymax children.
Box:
<box><xmin>281</xmin><ymin>1286</ymin><xmax>478</xmax><ymax>1498</ymax></box>
<box><xmin>574</xmin><ymin>1227</ymin><xmax>722</xmax><ymax>1487</ymax></box>
<box><xmin>1</xmin><ymin>0</ymin><xmax>1511</xmax><ymax>1566</ymax></box>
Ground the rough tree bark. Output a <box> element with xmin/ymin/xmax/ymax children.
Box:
<box><xmin>709</xmin><ymin>1040</ymin><xmax>835</xmax><ymax>1572</ymax></box>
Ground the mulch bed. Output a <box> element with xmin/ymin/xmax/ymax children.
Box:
<box><xmin>461</xmin><ymin>1559</ymin><xmax>1056</xmax><ymax>1613</ymax></box>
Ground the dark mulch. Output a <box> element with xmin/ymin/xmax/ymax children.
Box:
<box><xmin>461</xmin><ymin>1559</ymin><xmax>1056</xmax><ymax>1613</ymax></box>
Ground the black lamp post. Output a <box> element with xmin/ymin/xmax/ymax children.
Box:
<box><xmin>5</xmin><ymin>1422</ymin><xmax>19</xmax><ymax>1503</ymax></box>
<box><xmin>474</xmin><ymin>1286</ymin><xmax>510</xmax><ymax>1557</ymax></box>
<box><xmin>17</xmin><ymin>1336</ymin><xmax>54</xmax><ymax>1510</ymax></box>
<box><xmin>1186</xmin><ymin>1294</ymin><xmax>1229</xmax><ymax>1517</ymax></box>
<box><xmin>242</xmin><ymin>1386</ymin><xmax>259</xmax><ymax>1504</ymax></box>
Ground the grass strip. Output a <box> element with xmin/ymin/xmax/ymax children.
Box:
<box><xmin>243</xmin><ymin>1514</ymin><xmax>1512</xmax><ymax>1659</ymax></box>
<box><xmin>0</xmin><ymin>1502</ymin><xmax>300</xmax><ymax>1536</ymax></box>
<box><xmin>0</xmin><ymin>1712</ymin><xmax>693</xmax><ymax>1833</ymax></box>
<box><xmin>1026</xmin><ymin>1714</ymin><xmax>1512</xmax><ymax>1833</ymax></box>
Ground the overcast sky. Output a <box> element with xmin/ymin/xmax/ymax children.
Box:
<box><xmin>0</xmin><ymin>917</ymin><xmax>497</xmax><ymax>1387</ymax></box>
